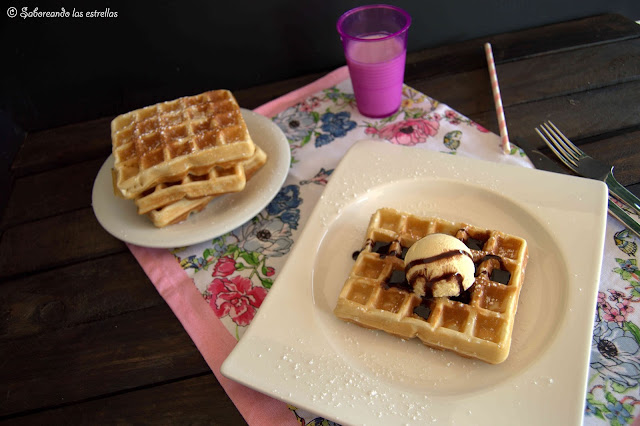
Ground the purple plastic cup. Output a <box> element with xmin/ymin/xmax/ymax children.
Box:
<box><xmin>337</xmin><ymin>4</ymin><xmax>411</xmax><ymax>118</ymax></box>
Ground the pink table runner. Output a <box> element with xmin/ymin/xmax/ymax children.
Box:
<box><xmin>128</xmin><ymin>66</ymin><xmax>640</xmax><ymax>426</ymax></box>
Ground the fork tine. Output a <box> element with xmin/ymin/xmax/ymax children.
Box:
<box><xmin>547</xmin><ymin>121</ymin><xmax>583</xmax><ymax>158</ymax></box>
<box><xmin>541</xmin><ymin>122</ymin><xmax>580</xmax><ymax>164</ymax></box>
<box><xmin>537</xmin><ymin>124</ymin><xmax>579</xmax><ymax>168</ymax></box>
<box><xmin>533</xmin><ymin>127</ymin><xmax>574</xmax><ymax>169</ymax></box>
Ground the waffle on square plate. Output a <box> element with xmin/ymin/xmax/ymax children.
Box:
<box><xmin>334</xmin><ymin>207</ymin><xmax>529</xmax><ymax>364</ymax></box>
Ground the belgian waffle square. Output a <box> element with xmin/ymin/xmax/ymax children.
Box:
<box><xmin>333</xmin><ymin>208</ymin><xmax>528</xmax><ymax>364</ymax></box>
<box><xmin>111</xmin><ymin>90</ymin><xmax>255</xmax><ymax>199</ymax></box>
<box><xmin>146</xmin><ymin>144</ymin><xmax>268</xmax><ymax>227</ymax></box>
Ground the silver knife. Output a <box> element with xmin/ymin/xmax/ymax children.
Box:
<box><xmin>515</xmin><ymin>139</ymin><xmax>568</xmax><ymax>174</ymax></box>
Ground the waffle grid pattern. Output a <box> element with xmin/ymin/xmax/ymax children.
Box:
<box><xmin>334</xmin><ymin>208</ymin><xmax>528</xmax><ymax>364</ymax></box>
<box><xmin>111</xmin><ymin>90</ymin><xmax>255</xmax><ymax>199</ymax></box>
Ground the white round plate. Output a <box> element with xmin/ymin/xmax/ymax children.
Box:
<box><xmin>91</xmin><ymin>109</ymin><xmax>290</xmax><ymax>248</ymax></box>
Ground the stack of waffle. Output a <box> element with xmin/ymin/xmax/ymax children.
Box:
<box><xmin>110</xmin><ymin>90</ymin><xmax>267</xmax><ymax>227</ymax></box>
<box><xmin>334</xmin><ymin>208</ymin><xmax>528</xmax><ymax>364</ymax></box>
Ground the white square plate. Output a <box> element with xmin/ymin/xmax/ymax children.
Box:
<box><xmin>221</xmin><ymin>139</ymin><xmax>607</xmax><ymax>425</ymax></box>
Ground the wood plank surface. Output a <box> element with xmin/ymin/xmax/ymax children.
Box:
<box><xmin>578</xmin><ymin>129</ymin><xmax>640</xmax><ymax>186</ymax></box>
<box><xmin>1</xmin><ymin>158</ymin><xmax>104</xmax><ymax>229</ymax></box>
<box><xmin>411</xmin><ymin>38</ymin><xmax>640</xmax><ymax>119</ymax></box>
<box><xmin>0</xmin><ymin>208</ymin><xmax>125</xmax><ymax>279</ymax></box>
<box><xmin>1</xmin><ymin>374</ymin><xmax>247</xmax><ymax>425</ymax></box>
<box><xmin>468</xmin><ymin>81</ymin><xmax>640</xmax><ymax>151</ymax></box>
<box><xmin>10</xmin><ymin>117</ymin><xmax>112</xmax><ymax>178</ymax></box>
<box><xmin>2</xmin><ymin>14</ymin><xmax>640</xmax><ymax>426</ymax></box>
<box><xmin>405</xmin><ymin>14</ymin><xmax>640</xmax><ymax>79</ymax></box>
<box><xmin>1</xmin><ymin>304</ymin><xmax>209</xmax><ymax>417</ymax></box>
<box><xmin>0</xmin><ymin>252</ymin><xmax>159</xmax><ymax>340</ymax></box>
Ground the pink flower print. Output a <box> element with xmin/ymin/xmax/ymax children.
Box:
<box><xmin>617</xmin><ymin>299</ymin><xmax>635</xmax><ymax>316</ymax></box>
<box><xmin>597</xmin><ymin>291</ymin><xmax>607</xmax><ymax>305</ymax></box>
<box><xmin>264</xmin><ymin>266</ymin><xmax>275</xmax><ymax>277</ymax></box>
<box><xmin>377</xmin><ymin>118</ymin><xmax>439</xmax><ymax>146</ymax></box>
<box><xmin>207</xmin><ymin>276</ymin><xmax>268</xmax><ymax>326</ymax></box>
<box><xmin>473</xmin><ymin>122</ymin><xmax>490</xmax><ymax>133</ymax></box>
<box><xmin>300</xmin><ymin>97</ymin><xmax>321</xmax><ymax>112</ymax></box>
<box><xmin>609</xmin><ymin>290</ymin><xmax>625</xmax><ymax>301</ymax></box>
<box><xmin>601</xmin><ymin>294</ymin><xmax>634</xmax><ymax>325</ymax></box>
<box><xmin>364</xmin><ymin>126</ymin><xmax>379</xmax><ymax>136</ymax></box>
<box><xmin>212</xmin><ymin>256</ymin><xmax>236</xmax><ymax>277</ymax></box>
<box><xmin>445</xmin><ymin>110</ymin><xmax>460</xmax><ymax>124</ymax></box>
<box><xmin>603</xmin><ymin>305</ymin><xmax>626</xmax><ymax>324</ymax></box>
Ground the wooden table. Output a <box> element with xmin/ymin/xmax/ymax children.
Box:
<box><xmin>2</xmin><ymin>14</ymin><xmax>640</xmax><ymax>424</ymax></box>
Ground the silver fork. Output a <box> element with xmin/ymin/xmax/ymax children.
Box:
<box><xmin>535</xmin><ymin>121</ymin><xmax>640</xmax><ymax>215</ymax></box>
<box><xmin>535</xmin><ymin>121</ymin><xmax>640</xmax><ymax>238</ymax></box>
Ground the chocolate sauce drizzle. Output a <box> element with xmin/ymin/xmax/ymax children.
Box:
<box><xmin>413</xmin><ymin>300</ymin><xmax>432</xmax><ymax>320</ymax></box>
<box><xmin>382</xmin><ymin>269</ymin><xmax>413</xmax><ymax>292</ymax></box>
<box><xmin>475</xmin><ymin>254</ymin><xmax>511</xmax><ymax>285</ymax></box>
<box><xmin>465</xmin><ymin>236</ymin><xmax>485</xmax><ymax>250</ymax></box>
<box><xmin>456</xmin><ymin>228</ymin><xmax>487</xmax><ymax>251</ymax></box>
<box><xmin>451</xmin><ymin>286</ymin><xmax>474</xmax><ymax>304</ymax></box>
<box><xmin>352</xmin><ymin>238</ymin><xmax>408</xmax><ymax>260</ymax></box>
<box><xmin>352</xmin><ymin>237</ymin><xmax>511</xmax><ymax>324</ymax></box>
<box><xmin>404</xmin><ymin>250</ymin><xmax>473</xmax><ymax>297</ymax></box>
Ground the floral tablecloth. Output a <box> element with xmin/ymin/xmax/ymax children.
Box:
<box><xmin>128</xmin><ymin>66</ymin><xmax>640</xmax><ymax>426</ymax></box>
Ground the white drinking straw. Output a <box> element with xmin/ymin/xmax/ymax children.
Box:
<box><xmin>484</xmin><ymin>43</ymin><xmax>511</xmax><ymax>154</ymax></box>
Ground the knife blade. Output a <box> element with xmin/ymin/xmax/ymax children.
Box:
<box><xmin>515</xmin><ymin>140</ymin><xmax>566</xmax><ymax>174</ymax></box>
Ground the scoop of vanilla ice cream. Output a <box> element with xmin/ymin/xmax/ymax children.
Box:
<box><xmin>404</xmin><ymin>233</ymin><xmax>475</xmax><ymax>298</ymax></box>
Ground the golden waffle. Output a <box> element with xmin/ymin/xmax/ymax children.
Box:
<box><xmin>334</xmin><ymin>208</ymin><xmax>528</xmax><ymax>364</ymax></box>
<box><xmin>134</xmin><ymin>145</ymin><xmax>267</xmax><ymax>215</ymax></box>
<box><xmin>146</xmin><ymin>144</ymin><xmax>268</xmax><ymax>227</ymax></box>
<box><xmin>147</xmin><ymin>195</ymin><xmax>214</xmax><ymax>228</ymax></box>
<box><xmin>111</xmin><ymin>90</ymin><xmax>255</xmax><ymax>199</ymax></box>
